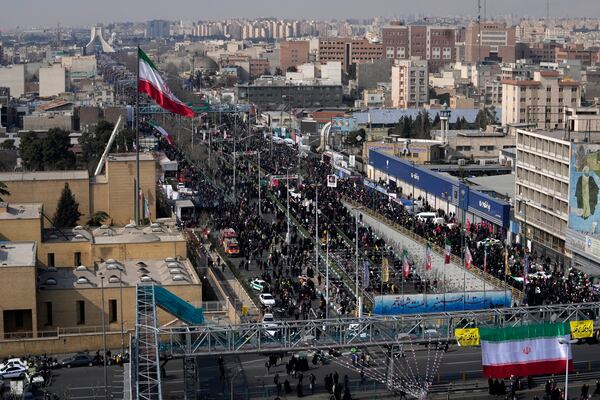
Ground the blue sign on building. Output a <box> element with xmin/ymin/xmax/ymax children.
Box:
<box><xmin>369</xmin><ymin>149</ymin><xmax>510</xmax><ymax>228</ymax></box>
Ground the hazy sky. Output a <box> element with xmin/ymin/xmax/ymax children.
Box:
<box><xmin>2</xmin><ymin>0</ymin><xmax>600</xmax><ymax>29</ymax></box>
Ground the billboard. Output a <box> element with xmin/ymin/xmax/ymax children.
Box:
<box><xmin>331</xmin><ymin>117</ymin><xmax>357</xmax><ymax>133</ymax></box>
<box><xmin>569</xmin><ymin>143</ymin><xmax>600</xmax><ymax>235</ymax></box>
<box><xmin>373</xmin><ymin>291</ymin><xmax>511</xmax><ymax>315</ymax></box>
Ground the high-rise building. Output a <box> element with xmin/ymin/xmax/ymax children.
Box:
<box><xmin>317</xmin><ymin>38</ymin><xmax>383</xmax><ymax>73</ymax></box>
<box><xmin>465</xmin><ymin>22</ymin><xmax>516</xmax><ymax>63</ymax></box>
<box><xmin>391</xmin><ymin>58</ymin><xmax>429</xmax><ymax>109</ymax></box>
<box><xmin>146</xmin><ymin>20</ymin><xmax>171</xmax><ymax>38</ymax></box>
<box><xmin>0</xmin><ymin>64</ymin><xmax>25</xmax><ymax>98</ymax></box>
<box><xmin>381</xmin><ymin>23</ymin><xmax>456</xmax><ymax>73</ymax></box>
<box><xmin>39</xmin><ymin>64</ymin><xmax>66</xmax><ymax>98</ymax></box>
<box><xmin>515</xmin><ymin>107</ymin><xmax>600</xmax><ymax>262</ymax></box>
<box><xmin>501</xmin><ymin>70</ymin><xmax>581</xmax><ymax>129</ymax></box>
<box><xmin>279</xmin><ymin>40</ymin><xmax>310</xmax><ymax>73</ymax></box>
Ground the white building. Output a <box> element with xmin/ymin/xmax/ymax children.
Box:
<box><xmin>391</xmin><ymin>58</ymin><xmax>428</xmax><ymax>109</ymax></box>
<box><xmin>502</xmin><ymin>70</ymin><xmax>581</xmax><ymax>130</ymax></box>
<box><xmin>0</xmin><ymin>64</ymin><xmax>25</xmax><ymax>98</ymax></box>
<box><xmin>39</xmin><ymin>64</ymin><xmax>66</xmax><ymax>98</ymax></box>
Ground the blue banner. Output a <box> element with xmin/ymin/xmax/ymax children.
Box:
<box><xmin>373</xmin><ymin>291</ymin><xmax>511</xmax><ymax>315</ymax></box>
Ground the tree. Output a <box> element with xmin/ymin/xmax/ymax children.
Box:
<box><xmin>432</xmin><ymin>113</ymin><xmax>441</xmax><ymax>129</ymax></box>
<box><xmin>87</xmin><ymin>211</ymin><xmax>110</xmax><ymax>226</ymax></box>
<box><xmin>0</xmin><ymin>181</ymin><xmax>9</xmax><ymax>202</ymax></box>
<box><xmin>0</xmin><ymin>139</ymin><xmax>15</xmax><ymax>150</ymax></box>
<box><xmin>20</xmin><ymin>129</ymin><xmax>75</xmax><ymax>171</ymax></box>
<box><xmin>53</xmin><ymin>183</ymin><xmax>82</xmax><ymax>228</ymax></box>
<box><xmin>80</xmin><ymin>120</ymin><xmax>135</xmax><ymax>170</ymax></box>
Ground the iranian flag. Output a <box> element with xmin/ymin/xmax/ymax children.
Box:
<box><xmin>425</xmin><ymin>243</ymin><xmax>432</xmax><ymax>271</ymax></box>
<box><xmin>138</xmin><ymin>48</ymin><xmax>194</xmax><ymax>118</ymax></box>
<box><xmin>444</xmin><ymin>239</ymin><xmax>452</xmax><ymax>264</ymax></box>
<box><xmin>402</xmin><ymin>250</ymin><xmax>410</xmax><ymax>278</ymax></box>
<box><xmin>464</xmin><ymin>246</ymin><xmax>473</xmax><ymax>269</ymax></box>
<box><xmin>479</xmin><ymin>323</ymin><xmax>572</xmax><ymax>378</ymax></box>
<box><xmin>149</xmin><ymin>122</ymin><xmax>173</xmax><ymax>145</ymax></box>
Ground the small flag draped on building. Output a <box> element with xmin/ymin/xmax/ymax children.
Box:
<box><xmin>524</xmin><ymin>253</ymin><xmax>530</xmax><ymax>285</ymax></box>
<box><xmin>425</xmin><ymin>243</ymin><xmax>432</xmax><ymax>271</ymax></box>
<box><xmin>362</xmin><ymin>260</ymin><xmax>370</xmax><ymax>288</ymax></box>
<box><xmin>382</xmin><ymin>257</ymin><xmax>389</xmax><ymax>283</ymax></box>
<box><xmin>402</xmin><ymin>250</ymin><xmax>410</xmax><ymax>278</ymax></box>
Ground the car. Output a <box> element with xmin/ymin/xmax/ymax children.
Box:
<box><xmin>0</xmin><ymin>358</ymin><xmax>27</xmax><ymax>371</ymax></box>
<box><xmin>0</xmin><ymin>364</ymin><xmax>28</xmax><ymax>379</ymax></box>
<box><xmin>262</xmin><ymin>313</ymin><xmax>279</xmax><ymax>337</ymax></box>
<box><xmin>61</xmin><ymin>353</ymin><xmax>95</xmax><ymax>368</ymax></box>
<box><xmin>223</xmin><ymin>238</ymin><xmax>240</xmax><ymax>256</ymax></box>
<box><xmin>250</xmin><ymin>278</ymin><xmax>269</xmax><ymax>292</ymax></box>
<box><xmin>477</xmin><ymin>238</ymin><xmax>502</xmax><ymax>248</ymax></box>
<box><xmin>259</xmin><ymin>293</ymin><xmax>276</xmax><ymax>307</ymax></box>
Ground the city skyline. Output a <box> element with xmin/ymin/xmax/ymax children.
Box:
<box><xmin>2</xmin><ymin>0</ymin><xmax>600</xmax><ymax>29</ymax></box>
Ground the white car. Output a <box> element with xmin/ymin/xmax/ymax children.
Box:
<box><xmin>262</xmin><ymin>313</ymin><xmax>279</xmax><ymax>337</ymax></box>
<box><xmin>477</xmin><ymin>238</ymin><xmax>501</xmax><ymax>248</ymax></box>
<box><xmin>0</xmin><ymin>364</ymin><xmax>28</xmax><ymax>379</ymax></box>
<box><xmin>0</xmin><ymin>358</ymin><xmax>27</xmax><ymax>371</ymax></box>
<box><xmin>250</xmin><ymin>278</ymin><xmax>269</xmax><ymax>292</ymax></box>
<box><xmin>259</xmin><ymin>293</ymin><xmax>276</xmax><ymax>307</ymax></box>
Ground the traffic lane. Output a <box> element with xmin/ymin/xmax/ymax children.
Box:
<box><xmin>46</xmin><ymin>364</ymin><xmax>124</xmax><ymax>399</ymax></box>
<box><xmin>160</xmin><ymin>341</ymin><xmax>600</xmax><ymax>397</ymax></box>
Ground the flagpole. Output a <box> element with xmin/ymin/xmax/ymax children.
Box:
<box><xmin>135</xmin><ymin>45</ymin><xmax>141</xmax><ymax>225</ymax></box>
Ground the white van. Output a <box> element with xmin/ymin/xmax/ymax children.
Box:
<box><xmin>416</xmin><ymin>212</ymin><xmax>437</xmax><ymax>222</ymax></box>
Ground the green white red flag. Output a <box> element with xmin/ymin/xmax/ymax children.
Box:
<box><xmin>479</xmin><ymin>323</ymin><xmax>572</xmax><ymax>378</ymax></box>
<box><xmin>444</xmin><ymin>239</ymin><xmax>451</xmax><ymax>264</ymax></box>
<box><xmin>138</xmin><ymin>48</ymin><xmax>194</xmax><ymax>118</ymax></box>
<box><xmin>402</xmin><ymin>250</ymin><xmax>410</xmax><ymax>278</ymax></box>
<box><xmin>425</xmin><ymin>243</ymin><xmax>432</xmax><ymax>271</ymax></box>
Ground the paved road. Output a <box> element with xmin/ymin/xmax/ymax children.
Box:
<box><xmin>158</xmin><ymin>341</ymin><xmax>600</xmax><ymax>399</ymax></box>
<box><xmin>44</xmin><ymin>364</ymin><xmax>124</xmax><ymax>399</ymax></box>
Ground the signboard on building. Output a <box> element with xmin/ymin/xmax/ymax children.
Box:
<box><xmin>569</xmin><ymin>143</ymin><xmax>600</xmax><ymax>237</ymax></box>
<box><xmin>331</xmin><ymin>117</ymin><xmax>357</xmax><ymax>133</ymax></box>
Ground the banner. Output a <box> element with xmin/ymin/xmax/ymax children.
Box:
<box><xmin>362</xmin><ymin>260</ymin><xmax>370</xmax><ymax>288</ymax></box>
<box><xmin>570</xmin><ymin>320</ymin><xmax>594</xmax><ymax>339</ymax></box>
<box><xmin>327</xmin><ymin>175</ymin><xmax>337</xmax><ymax>188</ymax></box>
<box><xmin>373</xmin><ymin>291</ymin><xmax>512</xmax><ymax>315</ymax></box>
<box><xmin>455</xmin><ymin>328</ymin><xmax>480</xmax><ymax>347</ymax></box>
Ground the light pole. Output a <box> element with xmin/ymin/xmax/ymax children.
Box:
<box><xmin>325</xmin><ymin>229</ymin><xmax>330</xmax><ymax>320</ymax></box>
<box><xmin>286</xmin><ymin>167</ymin><xmax>291</xmax><ymax>244</ymax></box>
<box><xmin>233</xmin><ymin>113</ymin><xmax>237</xmax><ymax>199</ymax></box>
<box><xmin>558</xmin><ymin>338</ymin><xmax>576</xmax><ymax>400</ymax></box>
<box><xmin>99</xmin><ymin>273</ymin><xmax>108</xmax><ymax>400</ymax></box>
<box><xmin>257</xmin><ymin>150</ymin><xmax>262</xmax><ymax>216</ymax></box>
<box><xmin>119</xmin><ymin>267</ymin><xmax>125</xmax><ymax>358</ymax></box>
<box><xmin>230</xmin><ymin>368</ymin><xmax>243</xmax><ymax>400</ymax></box>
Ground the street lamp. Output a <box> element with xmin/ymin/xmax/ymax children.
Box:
<box><xmin>558</xmin><ymin>338</ymin><xmax>576</xmax><ymax>400</ymax></box>
<box><xmin>98</xmin><ymin>272</ymin><xmax>108</xmax><ymax>400</ymax></box>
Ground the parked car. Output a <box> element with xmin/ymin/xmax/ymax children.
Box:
<box><xmin>259</xmin><ymin>293</ymin><xmax>276</xmax><ymax>307</ymax></box>
<box><xmin>0</xmin><ymin>358</ymin><xmax>27</xmax><ymax>371</ymax></box>
<box><xmin>0</xmin><ymin>364</ymin><xmax>28</xmax><ymax>379</ymax></box>
<box><xmin>262</xmin><ymin>313</ymin><xmax>279</xmax><ymax>337</ymax></box>
<box><xmin>61</xmin><ymin>353</ymin><xmax>95</xmax><ymax>368</ymax></box>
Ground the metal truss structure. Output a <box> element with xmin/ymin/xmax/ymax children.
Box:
<box><xmin>156</xmin><ymin>302</ymin><xmax>600</xmax><ymax>357</ymax></box>
<box><xmin>135</xmin><ymin>285</ymin><xmax>163</xmax><ymax>400</ymax></box>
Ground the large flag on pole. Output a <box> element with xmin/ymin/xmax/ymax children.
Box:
<box><xmin>479</xmin><ymin>323</ymin><xmax>572</xmax><ymax>378</ymax></box>
<box><xmin>425</xmin><ymin>243</ymin><xmax>432</xmax><ymax>272</ymax></box>
<box><xmin>402</xmin><ymin>250</ymin><xmax>410</xmax><ymax>278</ymax></box>
<box><xmin>138</xmin><ymin>48</ymin><xmax>194</xmax><ymax>118</ymax></box>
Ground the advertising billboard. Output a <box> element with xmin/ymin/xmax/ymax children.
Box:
<box><xmin>373</xmin><ymin>291</ymin><xmax>511</xmax><ymax>315</ymax></box>
<box><xmin>331</xmin><ymin>117</ymin><xmax>357</xmax><ymax>133</ymax></box>
<box><xmin>569</xmin><ymin>143</ymin><xmax>600</xmax><ymax>235</ymax></box>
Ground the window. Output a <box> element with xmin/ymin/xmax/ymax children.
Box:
<box><xmin>480</xmin><ymin>145</ymin><xmax>495</xmax><ymax>152</ymax></box>
<box><xmin>76</xmin><ymin>301</ymin><xmax>85</xmax><ymax>325</ymax></box>
<box><xmin>74</xmin><ymin>252</ymin><xmax>81</xmax><ymax>266</ymax></box>
<box><xmin>44</xmin><ymin>302</ymin><xmax>53</xmax><ymax>326</ymax></box>
<box><xmin>47</xmin><ymin>253</ymin><xmax>55</xmax><ymax>267</ymax></box>
<box><xmin>109</xmin><ymin>299</ymin><xmax>118</xmax><ymax>323</ymax></box>
<box><xmin>15</xmin><ymin>311</ymin><xmax>24</xmax><ymax>329</ymax></box>
<box><xmin>456</xmin><ymin>145</ymin><xmax>472</xmax><ymax>151</ymax></box>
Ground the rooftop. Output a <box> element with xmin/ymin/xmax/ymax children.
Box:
<box><xmin>353</xmin><ymin>109</ymin><xmax>502</xmax><ymax>125</ymax></box>
<box><xmin>37</xmin><ymin>258</ymin><xmax>200</xmax><ymax>290</ymax></box>
<box><xmin>517</xmin><ymin>128</ymin><xmax>600</xmax><ymax>142</ymax></box>
<box><xmin>0</xmin><ymin>241</ymin><xmax>37</xmax><ymax>267</ymax></box>
<box><xmin>0</xmin><ymin>170</ymin><xmax>89</xmax><ymax>182</ymax></box>
<box><xmin>467</xmin><ymin>174</ymin><xmax>516</xmax><ymax>201</ymax></box>
<box><xmin>42</xmin><ymin>222</ymin><xmax>186</xmax><ymax>245</ymax></box>
<box><xmin>0</xmin><ymin>203</ymin><xmax>42</xmax><ymax>220</ymax></box>
<box><xmin>106</xmin><ymin>153</ymin><xmax>155</xmax><ymax>163</ymax></box>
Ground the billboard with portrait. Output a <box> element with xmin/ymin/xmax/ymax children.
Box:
<box><xmin>569</xmin><ymin>143</ymin><xmax>600</xmax><ymax>235</ymax></box>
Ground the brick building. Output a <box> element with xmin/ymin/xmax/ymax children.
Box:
<box><xmin>279</xmin><ymin>40</ymin><xmax>310</xmax><ymax>72</ymax></box>
<box><xmin>317</xmin><ymin>38</ymin><xmax>383</xmax><ymax>72</ymax></box>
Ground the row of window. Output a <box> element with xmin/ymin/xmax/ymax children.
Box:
<box><xmin>516</xmin><ymin>166</ymin><xmax>568</xmax><ymax>198</ymax></box>
<box><xmin>46</xmin><ymin>252</ymin><xmax>81</xmax><ymax>267</ymax></box>
<box><xmin>518</xmin><ymin>150</ymin><xmax>569</xmax><ymax>178</ymax></box>
<box><xmin>517</xmin><ymin>133</ymin><xmax>571</xmax><ymax>159</ymax></box>
<box><xmin>44</xmin><ymin>299</ymin><xmax>119</xmax><ymax>326</ymax></box>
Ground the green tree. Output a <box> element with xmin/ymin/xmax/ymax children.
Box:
<box><xmin>53</xmin><ymin>183</ymin><xmax>82</xmax><ymax>228</ymax></box>
<box><xmin>20</xmin><ymin>131</ymin><xmax>45</xmax><ymax>170</ymax></box>
<box><xmin>0</xmin><ymin>139</ymin><xmax>15</xmax><ymax>150</ymax></box>
<box><xmin>0</xmin><ymin>181</ymin><xmax>9</xmax><ymax>202</ymax></box>
<box><xmin>432</xmin><ymin>113</ymin><xmax>441</xmax><ymax>129</ymax></box>
<box><xmin>87</xmin><ymin>211</ymin><xmax>110</xmax><ymax>226</ymax></box>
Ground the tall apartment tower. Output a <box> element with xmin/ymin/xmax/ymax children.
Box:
<box><xmin>391</xmin><ymin>58</ymin><xmax>429</xmax><ymax>109</ymax></box>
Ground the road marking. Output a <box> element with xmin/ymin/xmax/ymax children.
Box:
<box><xmin>446</xmin><ymin>360</ymin><xmax>480</xmax><ymax>365</ymax></box>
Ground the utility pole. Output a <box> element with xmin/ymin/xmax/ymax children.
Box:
<box><xmin>258</xmin><ymin>151</ymin><xmax>261</xmax><ymax>216</ymax></box>
<box><xmin>233</xmin><ymin>113</ymin><xmax>237</xmax><ymax>199</ymax></box>
<box><xmin>355</xmin><ymin>209</ymin><xmax>360</xmax><ymax>317</ymax></box>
